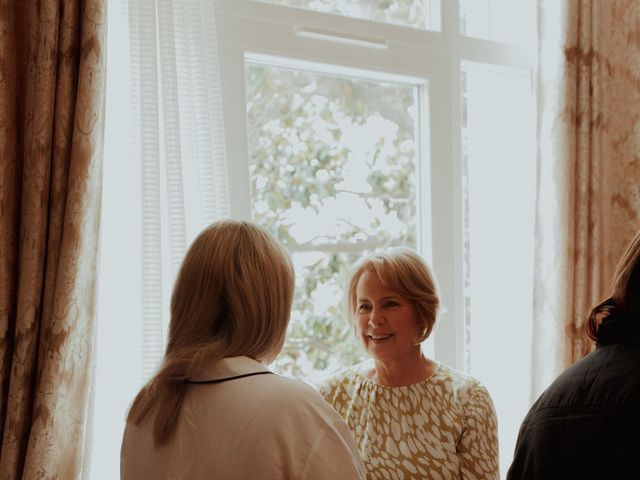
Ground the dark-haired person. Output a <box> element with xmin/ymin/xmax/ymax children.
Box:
<box><xmin>121</xmin><ymin>220</ymin><xmax>365</xmax><ymax>479</ymax></box>
<box><xmin>319</xmin><ymin>248</ymin><xmax>499</xmax><ymax>479</ymax></box>
<box><xmin>507</xmin><ymin>231</ymin><xmax>640</xmax><ymax>479</ymax></box>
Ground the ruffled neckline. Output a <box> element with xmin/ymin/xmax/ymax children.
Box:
<box><xmin>351</xmin><ymin>359</ymin><xmax>443</xmax><ymax>392</ymax></box>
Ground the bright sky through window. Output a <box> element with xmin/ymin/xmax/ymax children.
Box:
<box><xmin>245</xmin><ymin>62</ymin><xmax>421</xmax><ymax>382</ymax></box>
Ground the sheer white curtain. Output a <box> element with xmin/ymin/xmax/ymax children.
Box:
<box><xmin>128</xmin><ymin>0</ymin><xmax>230</xmax><ymax>377</ymax></box>
<box><xmin>530</xmin><ymin>0</ymin><xmax>572</xmax><ymax>399</ymax></box>
<box><xmin>90</xmin><ymin>1</ymin><xmax>229</xmax><ymax>478</ymax></box>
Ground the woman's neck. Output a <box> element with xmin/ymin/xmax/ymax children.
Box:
<box><xmin>370</xmin><ymin>351</ymin><xmax>437</xmax><ymax>387</ymax></box>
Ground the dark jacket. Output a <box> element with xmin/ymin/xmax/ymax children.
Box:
<box><xmin>507</xmin><ymin>315</ymin><xmax>640</xmax><ymax>480</ymax></box>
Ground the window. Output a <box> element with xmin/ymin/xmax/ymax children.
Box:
<box><xmin>461</xmin><ymin>61</ymin><xmax>536</xmax><ymax>463</ymax></box>
<box><xmin>92</xmin><ymin>1</ymin><xmax>537</xmax><ymax>478</ymax></box>
<box><xmin>460</xmin><ymin>0</ymin><xmax>535</xmax><ymax>45</ymax></box>
<box><xmin>214</xmin><ymin>1</ymin><xmax>536</xmax><ymax>472</ymax></box>
<box><xmin>258</xmin><ymin>0</ymin><xmax>442</xmax><ymax>30</ymax></box>
<box><xmin>245</xmin><ymin>59</ymin><xmax>423</xmax><ymax>380</ymax></box>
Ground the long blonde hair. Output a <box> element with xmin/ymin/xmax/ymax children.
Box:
<box><xmin>127</xmin><ymin>220</ymin><xmax>294</xmax><ymax>444</ymax></box>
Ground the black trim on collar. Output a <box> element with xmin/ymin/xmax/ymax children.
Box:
<box><xmin>185</xmin><ymin>371</ymin><xmax>273</xmax><ymax>384</ymax></box>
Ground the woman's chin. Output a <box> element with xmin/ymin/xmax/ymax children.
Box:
<box><xmin>365</xmin><ymin>343</ymin><xmax>398</xmax><ymax>362</ymax></box>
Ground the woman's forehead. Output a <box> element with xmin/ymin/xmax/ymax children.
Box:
<box><xmin>356</xmin><ymin>270</ymin><xmax>400</xmax><ymax>297</ymax></box>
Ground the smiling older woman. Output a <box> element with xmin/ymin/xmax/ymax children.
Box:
<box><xmin>318</xmin><ymin>248</ymin><xmax>499</xmax><ymax>480</ymax></box>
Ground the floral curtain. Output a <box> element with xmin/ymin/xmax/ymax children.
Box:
<box><xmin>532</xmin><ymin>0</ymin><xmax>640</xmax><ymax>397</ymax></box>
<box><xmin>0</xmin><ymin>0</ymin><xmax>106</xmax><ymax>477</ymax></box>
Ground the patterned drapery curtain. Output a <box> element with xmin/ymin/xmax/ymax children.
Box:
<box><xmin>532</xmin><ymin>0</ymin><xmax>640</xmax><ymax>397</ymax></box>
<box><xmin>0</xmin><ymin>1</ymin><xmax>106</xmax><ymax>478</ymax></box>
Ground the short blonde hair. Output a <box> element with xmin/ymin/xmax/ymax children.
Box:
<box><xmin>128</xmin><ymin>220</ymin><xmax>294</xmax><ymax>444</ymax></box>
<box><xmin>347</xmin><ymin>247</ymin><xmax>440</xmax><ymax>342</ymax></box>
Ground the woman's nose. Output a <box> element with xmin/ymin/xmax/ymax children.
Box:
<box><xmin>369</xmin><ymin>308</ymin><xmax>385</xmax><ymax>326</ymax></box>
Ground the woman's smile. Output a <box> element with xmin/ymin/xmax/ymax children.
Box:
<box><xmin>367</xmin><ymin>333</ymin><xmax>394</xmax><ymax>342</ymax></box>
<box><xmin>355</xmin><ymin>270</ymin><xmax>421</xmax><ymax>361</ymax></box>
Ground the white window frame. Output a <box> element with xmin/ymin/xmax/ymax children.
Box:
<box><xmin>213</xmin><ymin>0</ymin><xmax>533</xmax><ymax>370</ymax></box>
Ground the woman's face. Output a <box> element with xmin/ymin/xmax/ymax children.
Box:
<box><xmin>355</xmin><ymin>269</ymin><xmax>421</xmax><ymax>363</ymax></box>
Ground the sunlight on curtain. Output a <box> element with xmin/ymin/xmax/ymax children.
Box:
<box><xmin>530</xmin><ymin>0</ymin><xmax>572</xmax><ymax>399</ymax></box>
<box><xmin>0</xmin><ymin>1</ymin><xmax>106</xmax><ymax>477</ymax></box>
<box><xmin>89</xmin><ymin>1</ymin><xmax>229</xmax><ymax>478</ymax></box>
<box><xmin>533</xmin><ymin>0</ymin><xmax>640</xmax><ymax>398</ymax></box>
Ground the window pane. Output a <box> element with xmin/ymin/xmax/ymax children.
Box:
<box><xmin>461</xmin><ymin>61</ymin><xmax>535</xmax><ymax>474</ymax></box>
<box><xmin>459</xmin><ymin>0</ymin><xmax>535</xmax><ymax>45</ymax></box>
<box><xmin>258</xmin><ymin>0</ymin><xmax>441</xmax><ymax>31</ymax></box>
<box><xmin>245</xmin><ymin>63</ymin><xmax>420</xmax><ymax>382</ymax></box>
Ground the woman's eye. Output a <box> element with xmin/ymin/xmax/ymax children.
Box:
<box><xmin>358</xmin><ymin>304</ymin><xmax>371</xmax><ymax>313</ymax></box>
<box><xmin>384</xmin><ymin>300</ymin><xmax>399</xmax><ymax>308</ymax></box>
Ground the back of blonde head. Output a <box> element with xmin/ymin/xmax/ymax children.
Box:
<box><xmin>127</xmin><ymin>220</ymin><xmax>294</xmax><ymax>444</ymax></box>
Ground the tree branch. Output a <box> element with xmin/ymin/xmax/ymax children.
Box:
<box><xmin>284</xmin><ymin>237</ymin><xmax>406</xmax><ymax>253</ymax></box>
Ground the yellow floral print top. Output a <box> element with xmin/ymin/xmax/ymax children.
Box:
<box><xmin>318</xmin><ymin>360</ymin><xmax>499</xmax><ymax>480</ymax></box>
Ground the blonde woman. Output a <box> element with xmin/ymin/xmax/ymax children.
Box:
<box><xmin>121</xmin><ymin>220</ymin><xmax>365</xmax><ymax>479</ymax></box>
<box><xmin>319</xmin><ymin>248</ymin><xmax>499</xmax><ymax>479</ymax></box>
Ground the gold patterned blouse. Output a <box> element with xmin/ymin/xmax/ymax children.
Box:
<box><xmin>318</xmin><ymin>361</ymin><xmax>499</xmax><ymax>480</ymax></box>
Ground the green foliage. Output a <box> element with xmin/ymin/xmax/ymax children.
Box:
<box><xmin>246</xmin><ymin>64</ymin><xmax>417</xmax><ymax>381</ymax></box>
<box><xmin>260</xmin><ymin>0</ymin><xmax>431</xmax><ymax>29</ymax></box>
